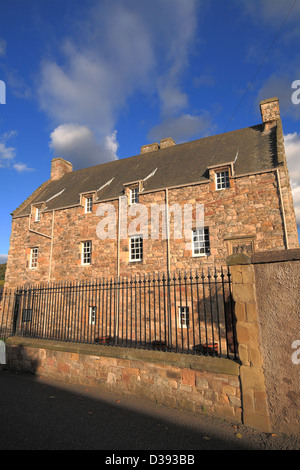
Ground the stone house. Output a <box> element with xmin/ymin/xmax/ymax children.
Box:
<box><xmin>4</xmin><ymin>97</ymin><xmax>299</xmax><ymax>290</ymax></box>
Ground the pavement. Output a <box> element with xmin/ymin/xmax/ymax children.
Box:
<box><xmin>0</xmin><ymin>368</ymin><xmax>299</xmax><ymax>453</ymax></box>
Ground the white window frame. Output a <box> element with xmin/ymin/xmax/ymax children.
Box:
<box><xmin>89</xmin><ymin>306</ymin><xmax>96</xmax><ymax>325</ymax></box>
<box><xmin>192</xmin><ymin>227</ymin><xmax>210</xmax><ymax>256</ymax></box>
<box><xmin>215</xmin><ymin>170</ymin><xmax>230</xmax><ymax>190</ymax></box>
<box><xmin>81</xmin><ymin>241</ymin><xmax>92</xmax><ymax>265</ymax></box>
<box><xmin>85</xmin><ymin>196</ymin><xmax>93</xmax><ymax>214</ymax></box>
<box><xmin>130</xmin><ymin>187</ymin><xmax>139</xmax><ymax>205</ymax></box>
<box><xmin>35</xmin><ymin>207</ymin><xmax>41</xmax><ymax>222</ymax></box>
<box><xmin>178</xmin><ymin>306</ymin><xmax>189</xmax><ymax>329</ymax></box>
<box><xmin>30</xmin><ymin>247</ymin><xmax>39</xmax><ymax>269</ymax></box>
<box><xmin>129</xmin><ymin>235</ymin><xmax>143</xmax><ymax>262</ymax></box>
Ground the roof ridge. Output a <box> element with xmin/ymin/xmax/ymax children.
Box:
<box><xmin>66</xmin><ymin>123</ymin><xmax>263</xmax><ymax>175</ymax></box>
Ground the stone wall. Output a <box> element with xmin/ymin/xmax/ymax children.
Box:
<box><xmin>5</xmin><ymin>337</ymin><xmax>242</xmax><ymax>424</ymax></box>
<box><xmin>227</xmin><ymin>249</ymin><xmax>300</xmax><ymax>436</ymax></box>
<box><xmin>251</xmin><ymin>250</ymin><xmax>300</xmax><ymax>437</ymax></box>
<box><xmin>5</xmin><ymin>169</ymin><xmax>298</xmax><ymax>290</ymax></box>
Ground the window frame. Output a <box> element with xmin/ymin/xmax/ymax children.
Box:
<box><xmin>192</xmin><ymin>227</ymin><xmax>210</xmax><ymax>257</ymax></box>
<box><xmin>129</xmin><ymin>235</ymin><xmax>143</xmax><ymax>262</ymax></box>
<box><xmin>89</xmin><ymin>306</ymin><xmax>96</xmax><ymax>325</ymax></box>
<box><xmin>178</xmin><ymin>306</ymin><xmax>190</xmax><ymax>329</ymax></box>
<box><xmin>130</xmin><ymin>187</ymin><xmax>139</xmax><ymax>205</ymax></box>
<box><xmin>81</xmin><ymin>241</ymin><xmax>92</xmax><ymax>266</ymax></box>
<box><xmin>85</xmin><ymin>196</ymin><xmax>93</xmax><ymax>214</ymax></box>
<box><xmin>215</xmin><ymin>170</ymin><xmax>230</xmax><ymax>190</ymax></box>
<box><xmin>30</xmin><ymin>247</ymin><xmax>39</xmax><ymax>269</ymax></box>
<box><xmin>35</xmin><ymin>206</ymin><xmax>41</xmax><ymax>222</ymax></box>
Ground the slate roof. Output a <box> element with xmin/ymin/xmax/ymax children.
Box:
<box><xmin>13</xmin><ymin>123</ymin><xmax>278</xmax><ymax>217</ymax></box>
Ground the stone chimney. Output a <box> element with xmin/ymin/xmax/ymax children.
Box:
<box><xmin>51</xmin><ymin>157</ymin><xmax>73</xmax><ymax>181</ymax></box>
<box><xmin>160</xmin><ymin>137</ymin><xmax>175</xmax><ymax>149</ymax></box>
<box><xmin>140</xmin><ymin>138</ymin><xmax>176</xmax><ymax>154</ymax></box>
<box><xmin>260</xmin><ymin>97</ymin><xmax>280</xmax><ymax>132</ymax></box>
<box><xmin>140</xmin><ymin>143</ymin><xmax>160</xmax><ymax>154</ymax></box>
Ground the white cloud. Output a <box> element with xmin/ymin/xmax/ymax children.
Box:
<box><xmin>257</xmin><ymin>73</ymin><xmax>300</xmax><ymax>121</ymax></box>
<box><xmin>0</xmin><ymin>130</ymin><xmax>33</xmax><ymax>172</ymax></box>
<box><xmin>0</xmin><ymin>142</ymin><xmax>15</xmax><ymax>164</ymax></box>
<box><xmin>240</xmin><ymin>0</ymin><xmax>300</xmax><ymax>25</ymax></box>
<box><xmin>0</xmin><ymin>130</ymin><xmax>16</xmax><ymax>167</ymax></box>
<box><xmin>37</xmin><ymin>0</ymin><xmax>208</xmax><ymax>168</ymax></box>
<box><xmin>49</xmin><ymin>124</ymin><xmax>118</xmax><ymax>169</ymax></box>
<box><xmin>13</xmin><ymin>162</ymin><xmax>34</xmax><ymax>173</ymax></box>
<box><xmin>284</xmin><ymin>132</ymin><xmax>300</xmax><ymax>226</ymax></box>
<box><xmin>148</xmin><ymin>113</ymin><xmax>214</xmax><ymax>144</ymax></box>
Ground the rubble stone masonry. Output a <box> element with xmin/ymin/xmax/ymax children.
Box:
<box><xmin>5</xmin><ymin>167</ymin><xmax>299</xmax><ymax>289</ymax></box>
<box><xmin>6</xmin><ymin>337</ymin><xmax>242</xmax><ymax>424</ymax></box>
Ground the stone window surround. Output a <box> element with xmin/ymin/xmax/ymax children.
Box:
<box><xmin>31</xmin><ymin>203</ymin><xmax>45</xmax><ymax>223</ymax></box>
<box><xmin>129</xmin><ymin>234</ymin><xmax>143</xmax><ymax>262</ymax></box>
<box><xmin>81</xmin><ymin>240</ymin><xmax>92</xmax><ymax>266</ymax></box>
<box><xmin>80</xmin><ymin>192</ymin><xmax>96</xmax><ymax>213</ymax></box>
<box><xmin>30</xmin><ymin>247</ymin><xmax>39</xmax><ymax>269</ymax></box>
<box><xmin>192</xmin><ymin>226</ymin><xmax>210</xmax><ymax>257</ymax></box>
<box><xmin>129</xmin><ymin>187</ymin><xmax>139</xmax><ymax>205</ymax></box>
<box><xmin>207</xmin><ymin>163</ymin><xmax>234</xmax><ymax>192</ymax></box>
<box><xmin>215</xmin><ymin>169</ymin><xmax>230</xmax><ymax>190</ymax></box>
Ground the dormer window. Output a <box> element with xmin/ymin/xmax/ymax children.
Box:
<box><xmin>215</xmin><ymin>170</ymin><xmax>230</xmax><ymax>190</ymax></box>
<box><xmin>85</xmin><ymin>196</ymin><xmax>93</xmax><ymax>213</ymax></box>
<box><xmin>130</xmin><ymin>187</ymin><xmax>139</xmax><ymax>205</ymax></box>
<box><xmin>35</xmin><ymin>207</ymin><xmax>41</xmax><ymax>222</ymax></box>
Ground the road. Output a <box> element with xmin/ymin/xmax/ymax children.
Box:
<box><xmin>0</xmin><ymin>369</ymin><xmax>299</xmax><ymax>453</ymax></box>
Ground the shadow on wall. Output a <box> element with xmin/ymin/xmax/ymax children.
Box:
<box><xmin>0</xmin><ymin>357</ymin><xmax>279</xmax><ymax>450</ymax></box>
<box><xmin>4</xmin><ymin>342</ymin><xmax>40</xmax><ymax>376</ymax></box>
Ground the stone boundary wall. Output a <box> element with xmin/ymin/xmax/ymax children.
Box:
<box><xmin>5</xmin><ymin>337</ymin><xmax>242</xmax><ymax>424</ymax></box>
<box><xmin>251</xmin><ymin>249</ymin><xmax>300</xmax><ymax>437</ymax></box>
<box><xmin>227</xmin><ymin>248</ymin><xmax>300</xmax><ymax>437</ymax></box>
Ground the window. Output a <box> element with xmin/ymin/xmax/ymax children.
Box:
<box><xmin>85</xmin><ymin>196</ymin><xmax>93</xmax><ymax>213</ymax></box>
<box><xmin>192</xmin><ymin>228</ymin><xmax>210</xmax><ymax>256</ymax></box>
<box><xmin>89</xmin><ymin>306</ymin><xmax>96</xmax><ymax>325</ymax></box>
<box><xmin>22</xmin><ymin>309</ymin><xmax>32</xmax><ymax>322</ymax></box>
<box><xmin>30</xmin><ymin>248</ymin><xmax>38</xmax><ymax>269</ymax></box>
<box><xmin>130</xmin><ymin>188</ymin><xmax>139</xmax><ymax>205</ymax></box>
<box><xmin>82</xmin><ymin>241</ymin><xmax>92</xmax><ymax>265</ymax></box>
<box><xmin>178</xmin><ymin>306</ymin><xmax>189</xmax><ymax>328</ymax></box>
<box><xmin>129</xmin><ymin>235</ymin><xmax>143</xmax><ymax>261</ymax></box>
<box><xmin>35</xmin><ymin>207</ymin><xmax>41</xmax><ymax>222</ymax></box>
<box><xmin>215</xmin><ymin>170</ymin><xmax>230</xmax><ymax>190</ymax></box>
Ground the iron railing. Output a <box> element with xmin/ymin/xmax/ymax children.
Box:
<box><xmin>0</xmin><ymin>288</ymin><xmax>15</xmax><ymax>340</ymax></box>
<box><xmin>0</xmin><ymin>268</ymin><xmax>238</xmax><ymax>360</ymax></box>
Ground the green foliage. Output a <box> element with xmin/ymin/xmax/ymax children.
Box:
<box><xmin>0</xmin><ymin>263</ymin><xmax>6</xmax><ymax>281</ymax></box>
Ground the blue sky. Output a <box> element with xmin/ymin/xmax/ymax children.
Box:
<box><xmin>1</xmin><ymin>0</ymin><xmax>300</xmax><ymax>262</ymax></box>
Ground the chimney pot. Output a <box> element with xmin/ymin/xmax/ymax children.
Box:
<box><xmin>51</xmin><ymin>157</ymin><xmax>73</xmax><ymax>180</ymax></box>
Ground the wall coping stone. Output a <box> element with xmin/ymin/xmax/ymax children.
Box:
<box><xmin>6</xmin><ymin>337</ymin><xmax>240</xmax><ymax>376</ymax></box>
<box><xmin>227</xmin><ymin>249</ymin><xmax>300</xmax><ymax>267</ymax></box>
<box><xmin>251</xmin><ymin>248</ymin><xmax>300</xmax><ymax>264</ymax></box>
